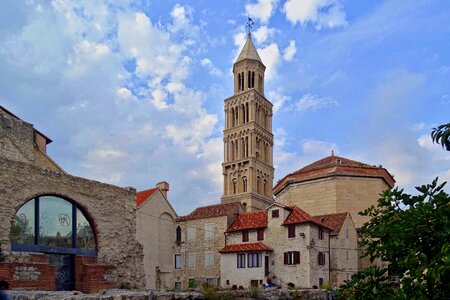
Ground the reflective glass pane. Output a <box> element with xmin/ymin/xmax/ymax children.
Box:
<box><xmin>11</xmin><ymin>199</ymin><xmax>35</xmax><ymax>245</ymax></box>
<box><xmin>76</xmin><ymin>209</ymin><xmax>95</xmax><ymax>250</ymax></box>
<box><xmin>39</xmin><ymin>196</ymin><xmax>72</xmax><ymax>248</ymax></box>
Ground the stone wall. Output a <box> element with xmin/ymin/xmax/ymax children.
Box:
<box><xmin>174</xmin><ymin>215</ymin><xmax>233</xmax><ymax>289</ymax></box>
<box><xmin>0</xmin><ymin>157</ymin><xmax>145</xmax><ymax>291</ymax></box>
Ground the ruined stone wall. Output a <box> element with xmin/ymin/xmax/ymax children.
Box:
<box><xmin>0</xmin><ymin>157</ymin><xmax>145</xmax><ymax>290</ymax></box>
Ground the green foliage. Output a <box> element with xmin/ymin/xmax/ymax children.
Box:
<box><xmin>322</xmin><ymin>281</ymin><xmax>333</xmax><ymax>291</ymax></box>
<box><xmin>336</xmin><ymin>267</ymin><xmax>404</xmax><ymax>300</ymax></box>
<box><xmin>188</xmin><ymin>278</ymin><xmax>197</xmax><ymax>289</ymax></box>
<box><xmin>338</xmin><ymin>178</ymin><xmax>450</xmax><ymax>299</ymax></box>
<box><xmin>202</xmin><ymin>286</ymin><xmax>218</xmax><ymax>300</ymax></box>
<box><xmin>291</xmin><ymin>288</ymin><xmax>300</xmax><ymax>300</ymax></box>
<box><xmin>431</xmin><ymin>122</ymin><xmax>450</xmax><ymax>151</ymax></box>
<box><xmin>250</xmin><ymin>286</ymin><xmax>261</xmax><ymax>299</ymax></box>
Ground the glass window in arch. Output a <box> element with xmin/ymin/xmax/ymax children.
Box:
<box><xmin>11</xmin><ymin>195</ymin><xmax>96</xmax><ymax>253</ymax></box>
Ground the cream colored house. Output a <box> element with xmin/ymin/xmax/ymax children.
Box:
<box><xmin>314</xmin><ymin>212</ymin><xmax>358</xmax><ymax>286</ymax></box>
<box><xmin>174</xmin><ymin>202</ymin><xmax>243</xmax><ymax>289</ymax></box>
<box><xmin>220</xmin><ymin>203</ymin><xmax>331</xmax><ymax>289</ymax></box>
<box><xmin>136</xmin><ymin>182</ymin><xmax>178</xmax><ymax>289</ymax></box>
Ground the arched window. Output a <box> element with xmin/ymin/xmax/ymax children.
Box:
<box><xmin>257</xmin><ymin>177</ymin><xmax>261</xmax><ymax>193</ymax></box>
<box><xmin>242</xmin><ymin>177</ymin><xmax>248</xmax><ymax>192</ymax></box>
<box><xmin>238</xmin><ymin>73</ymin><xmax>242</xmax><ymax>91</ymax></box>
<box><xmin>230</xmin><ymin>108</ymin><xmax>235</xmax><ymax>127</ymax></box>
<box><xmin>241</xmin><ymin>72</ymin><xmax>244</xmax><ymax>90</ymax></box>
<box><xmin>251</xmin><ymin>72</ymin><xmax>255</xmax><ymax>88</ymax></box>
<box><xmin>245</xmin><ymin>103</ymin><xmax>249</xmax><ymax>123</ymax></box>
<box><xmin>232</xmin><ymin>179</ymin><xmax>237</xmax><ymax>194</ymax></box>
<box><xmin>176</xmin><ymin>226</ymin><xmax>182</xmax><ymax>244</ymax></box>
<box><xmin>11</xmin><ymin>195</ymin><xmax>96</xmax><ymax>255</ymax></box>
<box><xmin>263</xmin><ymin>180</ymin><xmax>267</xmax><ymax>196</ymax></box>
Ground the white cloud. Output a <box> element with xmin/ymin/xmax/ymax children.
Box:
<box><xmin>258</xmin><ymin>43</ymin><xmax>281</xmax><ymax>80</ymax></box>
<box><xmin>282</xmin><ymin>40</ymin><xmax>296</xmax><ymax>61</ymax></box>
<box><xmin>253</xmin><ymin>26</ymin><xmax>275</xmax><ymax>44</ymax></box>
<box><xmin>283</xmin><ymin>0</ymin><xmax>347</xmax><ymax>29</ymax></box>
<box><xmin>201</xmin><ymin>58</ymin><xmax>223</xmax><ymax>76</ymax></box>
<box><xmin>268</xmin><ymin>89</ymin><xmax>289</xmax><ymax>113</ymax></box>
<box><xmin>295</xmin><ymin>93</ymin><xmax>338</xmax><ymax>111</ymax></box>
<box><xmin>245</xmin><ymin>0</ymin><xmax>278</xmax><ymax>24</ymax></box>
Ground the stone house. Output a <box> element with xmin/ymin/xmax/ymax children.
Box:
<box><xmin>174</xmin><ymin>202</ymin><xmax>243</xmax><ymax>289</ymax></box>
<box><xmin>220</xmin><ymin>203</ymin><xmax>331</xmax><ymax>289</ymax></box>
<box><xmin>313</xmin><ymin>212</ymin><xmax>358</xmax><ymax>286</ymax></box>
<box><xmin>0</xmin><ymin>105</ymin><xmax>145</xmax><ymax>292</ymax></box>
<box><xmin>136</xmin><ymin>181</ymin><xmax>177</xmax><ymax>289</ymax></box>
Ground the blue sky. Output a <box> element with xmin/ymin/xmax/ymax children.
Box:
<box><xmin>1</xmin><ymin>0</ymin><xmax>449</xmax><ymax>215</ymax></box>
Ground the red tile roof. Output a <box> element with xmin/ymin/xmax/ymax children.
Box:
<box><xmin>219</xmin><ymin>242</ymin><xmax>272</xmax><ymax>253</ymax></box>
<box><xmin>176</xmin><ymin>202</ymin><xmax>241</xmax><ymax>222</ymax></box>
<box><xmin>314</xmin><ymin>212</ymin><xmax>349</xmax><ymax>236</ymax></box>
<box><xmin>283</xmin><ymin>206</ymin><xmax>332</xmax><ymax>230</ymax></box>
<box><xmin>136</xmin><ymin>188</ymin><xmax>158</xmax><ymax>207</ymax></box>
<box><xmin>226</xmin><ymin>210</ymin><xmax>268</xmax><ymax>232</ymax></box>
<box><xmin>273</xmin><ymin>155</ymin><xmax>395</xmax><ymax>195</ymax></box>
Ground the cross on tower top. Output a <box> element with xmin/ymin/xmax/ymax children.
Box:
<box><xmin>246</xmin><ymin>17</ymin><xmax>255</xmax><ymax>34</ymax></box>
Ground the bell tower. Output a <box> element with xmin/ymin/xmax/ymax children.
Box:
<box><xmin>220</xmin><ymin>33</ymin><xmax>274</xmax><ymax>212</ymax></box>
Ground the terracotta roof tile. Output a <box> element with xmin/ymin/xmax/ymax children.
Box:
<box><xmin>136</xmin><ymin>188</ymin><xmax>158</xmax><ymax>207</ymax></box>
<box><xmin>227</xmin><ymin>210</ymin><xmax>268</xmax><ymax>232</ymax></box>
<box><xmin>283</xmin><ymin>206</ymin><xmax>332</xmax><ymax>230</ymax></box>
<box><xmin>177</xmin><ymin>202</ymin><xmax>240</xmax><ymax>222</ymax></box>
<box><xmin>219</xmin><ymin>242</ymin><xmax>272</xmax><ymax>253</ymax></box>
<box><xmin>314</xmin><ymin>212</ymin><xmax>349</xmax><ymax>236</ymax></box>
<box><xmin>273</xmin><ymin>155</ymin><xmax>395</xmax><ymax>195</ymax></box>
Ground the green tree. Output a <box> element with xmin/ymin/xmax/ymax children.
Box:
<box><xmin>431</xmin><ymin>122</ymin><xmax>450</xmax><ymax>151</ymax></box>
<box><xmin>337</xmin><ymin>178</ymin><xmax>450</xmax><ymax>299</ymax></box>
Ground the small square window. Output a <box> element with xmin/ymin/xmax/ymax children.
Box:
<box><xmin>242</xmin><ymin>230</ymin><xmax>249</xmax><ymax>242</ymax></box>
<box><xmin>272</xmin><ymin>209</ymin><xmax>279</xmax><ymax>218</ymax></box>
<box><xmin>288</xmin><ymin>225</ymin><xmax>296</xmax><ymax>238</ymax></box>
<box><xmin>175</xmin><ymin>282</ymin><xmax>182</xmax><ymax>291</ymax></box>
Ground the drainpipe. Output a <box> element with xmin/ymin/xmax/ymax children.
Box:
<box><xmin>328</xmin><ymin>232</ymin><xmax>331</xmax><ymax>283</ymax></box>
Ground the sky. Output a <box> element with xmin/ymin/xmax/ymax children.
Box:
<box><xmin>1</xmin><ymin>0</ymin><xmax>449</xmax><ymax>215</ymax></box>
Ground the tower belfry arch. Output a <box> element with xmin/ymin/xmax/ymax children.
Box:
<box><xmin>221</xmin><ymin>32</ymin><xmax>274</xmax><ymax>211</ymax></box>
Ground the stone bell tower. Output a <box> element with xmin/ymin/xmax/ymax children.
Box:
<box><xmin>220</xmin><ymin>33</ymin><xmax>274</xmax><ymax>212</ymax></box>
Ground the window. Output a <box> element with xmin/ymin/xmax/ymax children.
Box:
<box><xmin>242</xmin><ymin>230</ymin><xmax>249</xmax><ymax>242</ymax></box>
<box><xmin>346</xmin><ymin>250</ymin><xmax>349</xmax><ymax>262</ymax></box>
<box><xmin>237</xmin><ymin>253</ymin><xmax>246</xmax><ymax>268</ymax></box>
<box><xmin>319</xmin><ymin>278</ymin><xmax>324</xmax><ymax>288</ymax></box>
<box><xmin>345</xmin><ymin>226</ymin><xmax>349</xmax><ymax>239</ymax></box>
<box><xmin>318</xmin><ymin>252</ymin><xmax>326</xmax><ymax>266</ymax></box>
<box><xmin>205</xmin><ymin>223</ymin><xmax>214</xmax><ymax>241</ymax></box>
<box><xmin>284</xmin><ymin>251</ymin><xmax>300</xmax><ymax>265</ymax></box>
<box><xmin>11</xmin><ymin>195</ymin><xmax>96</xmax><ymax>254</ymax></box>
<box><xmin>188</xmin><ymin>253</ymin><xmax>196</xmax><ymax>269</ymax></box>
<box><xmin>232</xmin><ymin>179</ymin><xmax>237</xmax><ymax>194</ymax></box>
<box><xmin>247</xmin><ymin>253</ymin><xmax>262</xmax><ymax>268</ymax></box>
<box><xmin>271</xmin><ymin>209</ymin><xmax>279</xmax><ymax>218</ymax></box>
<box><xmin>176</xmin><ymin>226</ymin><xmax>182</xmax><ymax>244</ymax></box>
<box><xmin>206</xmin><ymin>278</ymin><xmax>216</xmax><ymax>287</ymax></box>
<box><xmin>187</xmin><ymin>226</ymin><xmax>196</xmax><ymax>241</ymax></box>
<box><xmin>257</xmin><ymin>229</ymin><xmax>264</xmax><ymax>241</ymax></box>
<box><xmin>174</xmin><ymin>254</ymin><xmax>182</xmax><ymax>269</ymax></box>
<box><xmin>175</xmin><ymin>282</ymin><xmax>182</xmax><ymax>290</ymax></box>
<box><xmin>242</xmin><ymin>177</ymin><xmax>248</xmax><ymax>192</ymax></box>
<box><xmin>288</xmin><ymin>225</ymin><xmax>296</xmax><ymax>238</ymax></box>
<box><xmin>205</xmin><ymin>252</ymin><xmax>214</xmax><ymax>268</ymax></box>
<box><xmin>318</xmin><ymin>227</ymin><xmax>324</xmax><ymax>240</ymax></box>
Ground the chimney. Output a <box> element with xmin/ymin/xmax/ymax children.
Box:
<box><xmin>156</xmin><ymin>181</ymin><xmax>169</xmax><ymax>199</ymax></box>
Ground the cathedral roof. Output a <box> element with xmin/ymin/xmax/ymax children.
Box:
<box><xmin>226</xmin><ymin>210</ymin><xmax>268</xmax><ymax>232</ymax></box>
<box><xmin>176</xmin><ymin>202</ymin><xmax>241</xmax><ymax>222</ymax></box>
<box><xmin>219</xmin><ymin>242</ymin><xmax>272</xmax><ymax>253</ymax></box>
<box><xmin>314</xmin><ymin>212</ymin><xmax>350</xmax><ymax>236</ymax></box>
<box><xmin>273</xmin><ymin>154</ymin><xmax>395</xmax><ymax>195</ymax></box>
<box><xmin>235</xmin><ymin>33</ymin><xmax>264</xmax><ymax>65</ymax></box>
<box><xmin>136</xmin><ymin>188</ymin><xmax>158</xmax><ymax>207</ymax></box>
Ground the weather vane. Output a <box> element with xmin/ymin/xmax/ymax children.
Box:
<box><xmin>246</xmin><ymin>16</ymin><xmax>255</xmax><ymax>34</ymax></box>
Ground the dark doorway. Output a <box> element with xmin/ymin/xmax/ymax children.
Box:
<box><xmin>264</xmin><ymin>256</ymin><xmax>269</xmax><ymax>276</ymax></box>
<box><xmin>49</xmin><ymin>254</ymin><xmax>75</xmax><ymax>291</ymax></box>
